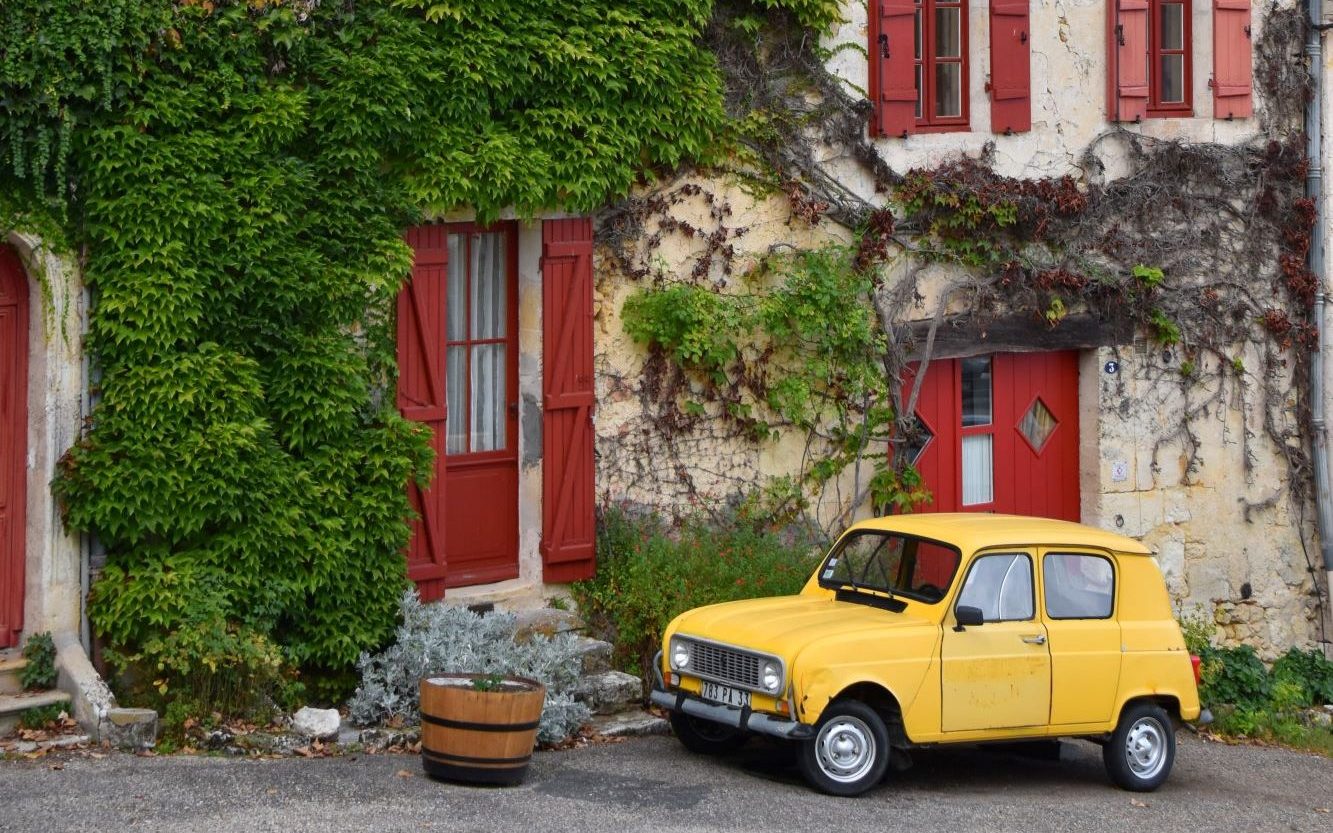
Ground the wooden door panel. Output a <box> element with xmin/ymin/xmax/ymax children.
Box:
<box><xmin>540</xmin><ymin>219</ymin><xmax>596</xmax><ymax>583</ymax></box>
<box><xmin>443</xmin><ymin>462</ymin><xmax>519</xmax><ymax>587</ymax></box>
<box><xmin>399</xmin><ymin>227</ymin><xmax>450</xmax><ymax>601</ymax></box>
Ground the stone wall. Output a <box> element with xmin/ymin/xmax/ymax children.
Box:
<box><xmin>586</xmin><ymin>0</ymin><xmax>1327</xmax><ymax>656</ymax></box>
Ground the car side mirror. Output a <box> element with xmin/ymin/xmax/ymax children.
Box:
<box><xmin>954</xmin><ymin>605</ymin><xmax>984</xmax><ymax>631</ymax></box>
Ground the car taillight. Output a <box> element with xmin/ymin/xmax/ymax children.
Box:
<box><xmin>1190</xmin><ymin>654</ymin><xmax>1202</xmax><ymax>686</ymax></box>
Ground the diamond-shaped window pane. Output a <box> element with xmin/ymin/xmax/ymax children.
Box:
<box><xmin>900</xmin><ymin>415</ymin><xmax>933</xmax><ymax>464</ymax></box>
<box><xmin>1019</xmin><ymin>398</ymin><xmax>1058</xmax><ymax>452</ymax></box>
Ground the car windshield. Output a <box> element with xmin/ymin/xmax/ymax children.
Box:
<box><xmin>817</xmin><ymin>531</ymin><xmax>961</xmax><ymax>603</ymax></box>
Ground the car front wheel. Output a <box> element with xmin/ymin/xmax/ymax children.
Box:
<box><xmin>669</xmin><ymin>711</ymin><xmax>749</xmax><ymax>755</ymax></box>
<box><xmin>798</xmin><ymin>700</ymin><xmax>891</xmax><ymax>796</ymax></box>
<box><xmin>1103</xmin><ymin>702</ymin><xmax>1176</xmax><ymax>792</ymax></box>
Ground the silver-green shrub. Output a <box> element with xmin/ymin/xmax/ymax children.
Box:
<box><xmin>348</xmin><ymin>593</ymin><xmax>591</xmax><ymax>743</ymax></box>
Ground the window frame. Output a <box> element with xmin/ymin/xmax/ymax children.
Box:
<box><xmin>440</xmin><ymin>220</ymin><xmax>520</xmax><ymax>463</ymax></box>
<box><xmin>1147</xmin><ymin>0</ymin><xmax>1193</xmax><ymax>117</ymax></box>
<box><xmin>817</xmin><ymin>530</ymin><xmax>962</xmax><ymax>604</ymax></box>
<box><xmin>955</xmin><ymin>551</ymin><xmax>1036</xmax><ymax>623</ymax></box>
<box><xmin>1041</xmin><ymin>552</ymin><xmax>1117</xmax><ymax>620</ymax></box>
<box><xmin>913</xmin><ymin>0</ymin><xmax>971</xmax><ymax>132</ymax></box>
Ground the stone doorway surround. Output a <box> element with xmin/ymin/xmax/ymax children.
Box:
<box><xmin>4</xmin><ymin>231</ymin><xmax>120</xmax><ymax>738</ymax></box>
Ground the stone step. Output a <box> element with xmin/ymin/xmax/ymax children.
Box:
<box><xmin>512</xmin><ymin>608</ymin><xmax>585</xmax><ymax>641</ymax></box>
<box><xmin>585</xmin><ymin>708</ymin><xmax>670</xmax><ymax>738</ymax></box>
<box><xmin>573</xmin><ymin>670</ymin><xmax>643</xmax><ymax>715</ymax></box>
<box><xmin>0</xmin><ymin>689</ymin><xmax>72</xmax><ymax>736</ymax></box>
<box><xmin>0</xmin><ymin>656</ymin><xmax>27</xmax><ymax>696</ymax></box>
<box><xmin>572</xmin><ymin>636</ymin><xmax>613</xmax><ymax>674</ymax></box>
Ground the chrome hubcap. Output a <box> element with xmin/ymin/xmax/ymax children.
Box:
<box><xmin>1125</xmin><ymin>717</ymin><xmax>1167</xmax><ymax>780</ymax></box>
<box><xmin>815</xmin><ymin>716</ymin><xmax>876</xmax><ymax>783</ymax></box>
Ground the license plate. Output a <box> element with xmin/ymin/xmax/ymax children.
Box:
<box><xmin>700</xmin><ymin>681</ymin><xmax>751</xmax><ymax>708</ymax></box>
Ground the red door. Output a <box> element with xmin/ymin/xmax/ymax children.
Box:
<box><xmin>0</xmin><ymin>246</ymin><xmax>28</xmax><ymax>648</ymax></box>
<box><xmin>901</xmin><ymin>351</ymin><xmax>1079</xmax><ymax>520</ymax></box>
<box><xmin>398</xmin><ymin>224</ymin><xmax>520</xmax><ymax>598</ymax></box>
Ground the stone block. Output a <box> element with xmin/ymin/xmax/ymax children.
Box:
<box><xmin>513</xmin><ymin>608</ymin><xmax>584</xmax><ymax>641</ymax></box>
<box><xmin>573</xmin><ymin>636</ymin><xmax>613</xmax><ymax>674</ymax></box>
<box><xmin>102</xmin><ymin>708</ymin><xmax>157</xmax><ymax>750</ymax></box>
<box><xmin>586</xmin><ymin>709</ymin><xmax>670</xmax><ymax>737</ymax></box>
<box><xmin>573</xmin><ymin>670</ymin><xmax>643</xmax><ymax>715</ymax></box>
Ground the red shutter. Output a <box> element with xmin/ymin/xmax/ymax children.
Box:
<box><xmin>398</xmin><ymin>226</ymin><xmax>449</xmax><ymax>601</ymax></box>
<box><xmin>1107</xmin><ymin>0</ymin><xmax>1149</xmax><ymax>122</ymax></box>
<box><xmin>541</xmin><ymin>219</ymin><xmax>596</xmax><ymax>583</ymax></box>
<box><xmin>871</xmin><ymin>0</ymin><xmax>918</xmax><ymax>137</ymax></box>
<box><xmin>1212</xmin><ymin>0</ymin><xmax>1253</xmax><ymax>120</ymax></box>
<box><xmin>989</xmin><ymin>0</ymin><xmax>1031</xmax><ymax>133</ymax></box>
<box><xmin>0</xmin><ymin>246</ymin><xmax>28</xmax><ymax>649</ymax></box>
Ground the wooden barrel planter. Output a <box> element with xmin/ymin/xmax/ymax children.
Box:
<box><xmin>419</xmin><ymin>674</ymin><xmax>546</xmax><ymax>786</ymax></box>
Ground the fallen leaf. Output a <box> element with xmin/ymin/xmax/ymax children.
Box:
<box><xmin>1315</xmin><ymin>808</ymin><xmax>1330</xmax><ymax>814</ymax></box>
<box><xmin>395</xmin><ymin>769</ymin><xmax>414</xmax><ymax>779</ymax></box>
<box><xmin>266</xmin><ymin>789</ymin><xmax>278</xmax><ymax>796</ymax></box>
<box><xmin>48</xmin><ymin>763</ymin><xmax>63</xmax><ymax>771</ymax></box>
<box><xmin>1130</xmin><ymin>799</ymin><xmax>1148</xmax><ymax>809</ymax></box>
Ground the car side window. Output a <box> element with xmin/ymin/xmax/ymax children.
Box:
<box><xmin>956</xmin><ymin>553</ymin><xmax>1034</xmax><ymax>621</ymax></box>
<box><xmin>1043</xmin><ymin>553</ymin><xmax>1115</xmax><ymax>619</ymax></box>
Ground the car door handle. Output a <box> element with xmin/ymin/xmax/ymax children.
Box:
<box><xmin>1021</xmin><ymin>634</ymin><xmax>1047</xmax><ymax>645</ymax></box>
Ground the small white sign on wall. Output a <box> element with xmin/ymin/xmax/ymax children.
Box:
<box><xmin>1110</xmin><ymin>460</ymin><xmax>1129</xmax><ymax>482</ymax></box>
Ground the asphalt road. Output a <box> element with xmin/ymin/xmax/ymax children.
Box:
<box><xmin>1</xmin><ymin>733</ymin><xmax>1329</xmax><ymax>833</ymax></box>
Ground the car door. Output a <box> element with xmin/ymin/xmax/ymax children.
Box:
<box><xmin>1041</xmin><ymin>549</ymin><xmax>1122</xmax><ymax>725</ymax></box>
<box><xmin>941</xmin><ymin>550</ymin><xmax>1051</xmax><ymax>732</ymax></box>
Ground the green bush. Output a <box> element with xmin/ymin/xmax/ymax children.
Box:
<box><xmin>1199</xmin><ymin>644</ymin><xmax>1271</xmax><ymax>710</ymax></box>
<box><xmin>1271</xmin><ymin>647</ymin><xmax>1333</xmax><ymax>706</ymax></box>
<box><xmin>572</xmin><ymin>505</ymin><xmax>821</xmax><ymax>685</ymax></box>
<box><xmin>1196</xmin><ymin>642</ymin><xmax>1333</xmax><ymax>757</ymax></box>
<box><xmin>19</xmin><ymin>632</ymin><xmax>57</xmax><ymax>691</ymax></box>
<box><xmin>18</xmin><ymin>703</ymin><xmax>65</xmax><ymax>730</ymax></box>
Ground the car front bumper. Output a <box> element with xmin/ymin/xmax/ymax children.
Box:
<box><xmin>650</xmin><ymin>652</ymin><xmax>815</xmax><ymax>741</ymax></box>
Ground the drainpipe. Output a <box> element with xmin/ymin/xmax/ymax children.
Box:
<box><xmin>1307</xmin><ymin>0</ymin><xmax>1333</xmax><ymax>651</ymax></box>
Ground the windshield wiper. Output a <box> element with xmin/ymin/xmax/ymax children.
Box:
<box><xmin>834</xmin><ymin>585</ymin><xmax>906</xmax><ymax>612</ymax></box>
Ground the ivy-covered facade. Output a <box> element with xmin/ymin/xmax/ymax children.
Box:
<box><xmin>0</xmin><ymin>0</ymin><xmax>1329</xmax><ymax>732</ymax></box>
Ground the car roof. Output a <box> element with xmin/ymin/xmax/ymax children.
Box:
<box><xmin>845</xmin><ymin>513</ymin><xmax>1153</xmax><ymax>556</ymax></box>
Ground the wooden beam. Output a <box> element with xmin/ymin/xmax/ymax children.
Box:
<box><xmin>900</xmin><ymin>313</ymin><xmax>1134</xmax><ymax>361</ymax></box>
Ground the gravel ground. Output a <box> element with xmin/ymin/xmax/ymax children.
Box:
<box><xmin>1</xmin><ymin>733</ymin><xmax>1330</xmax><ymax>833</ymax></box>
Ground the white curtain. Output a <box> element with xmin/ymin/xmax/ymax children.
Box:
<box><xmin>445</xmin><ymin>234</ymin><xmax>466</xmax><ymax>454</ymax></box>
<box><xmin>961</xmin><ymin>434</ymin><xmax>993</xmax><ymax>505</ymax></box>
<box><xmin>469</xmin><ymin>233</ymin><xmax>506</xmax><ymax>452</ymax></box>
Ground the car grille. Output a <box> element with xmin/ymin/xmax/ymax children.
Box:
<box><xmin>690</xmin><ymin>640</ymin><xmax>762</xmax><ymax>689</ymax></box>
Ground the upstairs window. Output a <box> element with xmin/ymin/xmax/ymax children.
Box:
<box><xmin>871</xmin><ymin>0</ymin><xmax>1030</xmax><ymax>137</ymax></box>
<box><xmin>1149</xmin><ymin>0</ymin><xmax>1191</xmax><ymax>115</ymax></box>
<box><xmin>914</xmin><ymin>0</ymin><xmax>969</xmax><ymax>130</ymax></box>
<box><xmin>1110</xmin><ymin>0</ymin><xmax>1251</xmax><ymax>121</ymax></box>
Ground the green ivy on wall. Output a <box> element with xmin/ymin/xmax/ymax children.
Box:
<box><xmin>1</xmin><ymin>0</ymin><xmax>840</xmax><ymax>709</ymax></box>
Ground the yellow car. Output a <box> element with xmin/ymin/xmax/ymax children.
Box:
<box><xmin>651</xmin><ymin>513</ymin><xmax>1206</xmax><ymax>796</ymax></box>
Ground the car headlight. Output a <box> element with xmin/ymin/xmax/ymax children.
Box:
<box><xmin>761</xmin><ymin>660</ymin><xmax>782</xmax><ymax>693</ymax></box>
<box><xmin>670</xmin><ymin>638</ymin><xmax>691</xmax><ymax>670</ymax></box>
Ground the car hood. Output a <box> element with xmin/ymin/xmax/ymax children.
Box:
<box><xmin>669</xmin><ymin>593</ymin><xmax>933</xmax><ymax>659</ymax></box>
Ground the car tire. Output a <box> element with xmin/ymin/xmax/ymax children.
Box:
<box><xmin>798</xmin><ymin>700</ymin><xmax>891</xmax><ymax>796</ymax></box>
<box><xmin>669</xmin><ymin>711</ymin><xmax>749</xmax><ymax>755</ymax></box>
<box><xmin>1103</xmin><ymin>701</ymin><xmax>1176</xmax><ymax>792</ymax></box>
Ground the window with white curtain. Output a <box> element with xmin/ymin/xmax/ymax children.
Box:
<box><xmin>444</xmin><ymin>230</ymin><xmax>508</xmax><ymax>455</ymax></box>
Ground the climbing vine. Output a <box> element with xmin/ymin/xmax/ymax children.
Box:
<box><xmin>0</xmin><ymin>0</ymin><xmax>821</xmax><ymax>709</ymax></box>
<box><xmin>601</xmin><ymin>3</ymin><xmax>1321</xmax><ymax>578</ymax></box>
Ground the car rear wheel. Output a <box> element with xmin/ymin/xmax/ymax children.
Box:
<box><xmin>1103</xmin><ymin>702</ymin><xmax>1176</xmax><ymax>792</ymax></box>
<box><xmin>669</xmin><ymin>711</ymin><xmax>749</xmax><ymax>755</ymax></box>
<box><xmin>798</xmin><ymin>700</ymin><xmax>891</xmax><ymax>796</ymax></box>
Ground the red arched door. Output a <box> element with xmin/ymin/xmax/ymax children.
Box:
<box><xmin>0</xmin><ymin>246</ymin><xmax>28</xmax><ymax>648</ymax></box>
